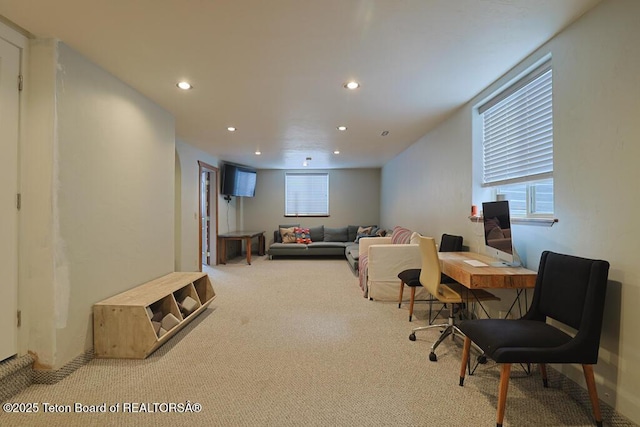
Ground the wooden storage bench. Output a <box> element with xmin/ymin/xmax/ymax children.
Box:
<box><xmin>93</xmin><ymin>272</ymin><xmax>215</xmax><ymax>359</ymax></box>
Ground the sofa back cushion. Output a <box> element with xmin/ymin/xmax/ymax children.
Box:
<box><xmin>324</xmin><ymin>227</ymin><xmax>349</xmax><ymax>242</ymax></box>
<box><xmin>391</xmin><ymin>226</ymin><xmax>413</xmax><ymax>244</ymax></box>
<box><xmin>308</xmin><ymin>225</ymin><xmax>324</xmax><ymax>242</ymax></box>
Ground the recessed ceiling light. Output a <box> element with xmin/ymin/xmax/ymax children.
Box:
<box><xmin>344</xmin><ymin>81</ymin><xmax>360</xmax><ymax>90</ymax></box>
<box><xmin>227</xmin><ymin>127</ymin><xmax>236</xmax><ymax>132</ymax></box>
<box><xmin>334</xmin><ymin>150</ymin><xmax>340</xmax><ymax>155</ymax></box>
<box><xmin>381</xmin><ymin>130</ymin><xmax>389</xmax><ymax>136</ymax></box>
<box><xmin>337</xmin><ymin>126</ymin><xmax>347</xmax><ymax>131</ymax></box>
<box><xmin>255</xmin><ymin>151</ymin><xmax>261</xmax><ymax>155</ymax></box>
<box><xmin>177</xmin><ymin>81</ymin><xmax>192</xmax><ymax>90</ymax></box>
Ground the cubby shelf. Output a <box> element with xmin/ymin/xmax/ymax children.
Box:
<box><xmin>93</xmin><ymin>272</ymin><xmax>216</xmax><ymax>359</ymax></box>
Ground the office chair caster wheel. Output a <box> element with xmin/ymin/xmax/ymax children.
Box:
<box><xmin>477</xmin><ymin>354</ymin><xmax>487</xmax><ymax>364</ymax></box>
<box><xmin>429</xmin><ymin>352</ymin><xmax>437</xmax><ymax>362</ymax></box>
<box><xmin>409</xmin><ymin>333</ymin><xmax>416</xmax><ymax>341</ymax></box>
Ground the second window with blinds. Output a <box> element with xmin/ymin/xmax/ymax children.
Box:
<box><xmin>478</xmin><ymin>59</ymin><xmax>554</xmax><ymax>217</ymax></box>
<box><xmin>284</xmin><ymin>172</ymin><xmax>329</xmax><ymax>217</ymax></box>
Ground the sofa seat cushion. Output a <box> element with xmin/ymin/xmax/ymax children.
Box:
<box><xmin>269</xmin><ymin>242</ymin><xmax>308</xmax><ymax>251</ymax></box>
<box><xmin>307</xmin><ymin>242</ymin><xmax>348</xmax><ymax>249</ymax></box>
<box><xmin>346</xmin><ymin>246</ymin><xmax>359</xmax><ymax>260</ymax></box>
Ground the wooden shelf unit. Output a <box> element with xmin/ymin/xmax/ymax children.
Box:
<box><xmin>93</xmin><ymin>272</ymin><xmax>215</xmax><ymax>359</ymax></box>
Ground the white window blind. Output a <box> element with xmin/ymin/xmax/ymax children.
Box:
<box><xmin>285</xmin><ymin>173</ymin><xmax>329</xmax><ymax>216</ymax></box>
<box><xmin>481</xmin><ymin>62</ymin><xmax>553</xmax><ymax>186</ymax></box>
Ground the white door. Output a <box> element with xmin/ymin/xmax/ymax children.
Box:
<box><xmin>0</xmin><ymin>37</ymin><xmax>20</xmax><ymax>361</ymax></box>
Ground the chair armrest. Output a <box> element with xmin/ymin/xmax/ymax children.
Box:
<box><xmin>359</xmin><ymin>236</ymin><xmax>392</xmax><ymax>257</ymax></box>
<box><xmin>367</xmin><ymin>244</ymin><xmax>421</xmax><ymax>282</ymax></box>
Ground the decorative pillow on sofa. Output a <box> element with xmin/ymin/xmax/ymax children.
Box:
<box><xmin>375</xmin><ymin>229</ymin><xmax>387</xmax><ymax>237</ymax></box>
<box><xmin>348</xmin><ymin>225</ymin><xmax>377</xmax><ymax>242</ymax></box>
<box><xmin>280</xmin><ymin>227</ymin><xmax>297</xmax><ymax>243</ymax></box>
<box><xmin>391</xmin><ymin>226</ymin><xmax>413</xmax><ymax>244</ymax></box>
<box><xmin>354</xmin><ymin>226</ymin><xmax>378</xmax><ymax>243</ymax></box>
<box><xmin>358</xmin><ymin>226</ymin><xmax>373</xmax><ymax>235</ymax></box>
<box><xmin>277</xmin><ymin>224</ymin><xmax>299</xmax><ymax>243</ymax></box>
<box><xmin>294</xmin><ymin>227</ymin><xmax>312</xmax><ymax>244</ymax></box>
<box><xmin>410</xmin><ymin>231</ymin><xmax>422</xmax><ymax>245</ymax></box>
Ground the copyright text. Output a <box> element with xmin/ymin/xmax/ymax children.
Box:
<box><xmin>3</xmin><ymin>401</ymin><xmax>202</xmax><ymax>414</ymax></box>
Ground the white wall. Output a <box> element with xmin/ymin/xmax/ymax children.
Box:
<box><xmin>243</xmin><ymin>168</ymin><xmax>381</xmax><ymax>242</ymax></box>
<box><xmin>381</xmin><ymin>0</ymin><xmax>640</xmax><ymax>422</ymax></box>
<box><xmin>21</xmin><ymin>40</ymin><xmax>176</xmax><ymax>370</ymax></box>
<box><xmin>175</xmin><ymin>140</ymin><xmax>222</xmax><ymax>271</ymax></box>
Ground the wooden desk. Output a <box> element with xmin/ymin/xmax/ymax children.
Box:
<box><xmin>439</xmin><ymin>252</ymin><xmax>537</xmax><ymax>290</ymax></box>
<box><xmin>439</xmin><ymin>252</ymin><xmax>537</xmax><ymax>319</ymax></box>
<box><xmin>218</xmin><ymin>231</ymin><xmax>265</xmax><ymax>265</ymax></box>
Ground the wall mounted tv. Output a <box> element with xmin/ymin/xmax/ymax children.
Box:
<box><xmin>221</xmin><ymin>163</ymin><xmax>257</xmax><ymax>197</ymax></box>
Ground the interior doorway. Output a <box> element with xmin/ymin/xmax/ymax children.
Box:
<box><xmin>198</xmin><ymin>161</ymin><xmax>219</xmax><ymax>268</ymax></box>
<box><xmin>0</xmin><ymin>36</ymin><xmax>20</xmax><ymax>361</ymax></box>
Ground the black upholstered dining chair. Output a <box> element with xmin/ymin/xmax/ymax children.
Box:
<box><xmin>458</xmin><ymin>251</ymin><xmax>610</xmax><ymax>427</ymax></box>
<box><xmin>397</xmin><ymin>233</ymin><xmax>463</xmax><ymax>322</ymax></box>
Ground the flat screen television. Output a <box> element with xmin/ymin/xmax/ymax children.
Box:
<box><xmin>482</xmin><ymin>200</ymin><xmax>520</xmax><ymax>267</ymax></box>
<box><xmin>221</xmin><ymin>163</ymin><xmax>257</xmax><ymax>197</ymax></box>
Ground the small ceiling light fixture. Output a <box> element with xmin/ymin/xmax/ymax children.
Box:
<box><xmin>333</xmin><ymin>150</ymin><xmax>340</xmax><ymax>155</ymax></box>
<box><xmin>381</xmin><ymin>130</ymin><xmax>390</xmax><ymax>136</ymax></box>
<box><xmin>344</xmin><ymin>81</ymin><xmax>360</xmax><ymax>90</ymax></box>
<box><xmin>177</xmin><ymin>81</ymin><xmax>192</xmax><ymax>90</ymax></box>
<box><xmin>337</xmin><ymin>125</ymin><xmax>347</xmax><ymax>131</ymax></box>
<box><xmin>227</xmin><ymin>126</ymin><xmax>237</xmax><ymax>132</ymax></box>
<box><xmin>255</xmin><ymin>151</ymin><xmax>261</xmax><ymax>155</ymax></box>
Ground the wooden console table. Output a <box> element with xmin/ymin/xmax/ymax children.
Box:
<box><xmin>218</xmin><ymin>230</ymin><xmax>265</xmax><ymax>265</ymax></box>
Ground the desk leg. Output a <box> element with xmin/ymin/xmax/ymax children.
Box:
<box><xmin>220</xmin><ymin>238</ymin><xmax>227</xmax><ymax>265</ymax></box>
<box><xmin>258</xmin><ymin>234</ymin><xmax>265</xmax><ymax>256</ymax></box>
<box><xmin>246</xmin><ymin>237</ymin><xmax>252</xmax><ymax>265</ymax></box>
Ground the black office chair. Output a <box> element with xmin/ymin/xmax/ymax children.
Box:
<box><xmin>397</xmin><ymin>233</ymin><xmax>463</xmax><ymax>322</ymax></box>
<box><xmin>458</xmin><ymin>251</ymin><xmax>610</xmax><ymax>427</ymax></box>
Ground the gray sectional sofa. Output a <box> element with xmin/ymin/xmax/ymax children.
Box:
<box><xmin>267</xmin><ymin>224</ymin><xmax>380</xmax><ymax>273</ymax></box>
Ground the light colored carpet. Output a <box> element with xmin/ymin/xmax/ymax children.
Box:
<box><xmin>0</xmin><ymin>256</ymin><xmax>634</xmax><ymax>426</ymax></box>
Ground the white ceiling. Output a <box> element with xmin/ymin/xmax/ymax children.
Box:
<box><xmin>1</xmin><ymin>0</ymin><xmax>601</xmax><ymax>170</ymax></box>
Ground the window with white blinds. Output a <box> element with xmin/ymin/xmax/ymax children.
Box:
<box><xmin>285</xmin><ymin>173</ymin><xmax>329</xmax><ymax>216</ymax></box>
<box><xmin>480</xmin><ymin>62</ymin><xmax>553</xmax><ymax>187</ymax></box>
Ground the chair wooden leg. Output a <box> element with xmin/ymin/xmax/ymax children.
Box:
<box><xmin>496</xmin><ymin>363</ymin><xmax>511</xmax><ymax>427</ymax></box>
<box><xmin>583</xmin><ymin>364</ymin><xmax>603</xmax><ymax>427</ymax></box>
<box><xmin>459</xmin><ymin>336</ymin><xmax>471</xmax><ymax>386</ymax></box>
<box><xmin>409</xmin><ymin>287</ymin><xmax>416</xmax><ymax>321</ymax></box>
<box><xmin>398</xmin><ymin>280</ymin><xmax>404</xmax><ymax>308</ymax></box>
<box><xmin>539</xmin><ymin>363</ymin><xmax>548</xmax><ymax>387</ymax></box>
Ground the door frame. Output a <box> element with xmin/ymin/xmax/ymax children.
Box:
<box><xmin>0</xmin><ymin>28</ymin><xmax>23</xmax><ymax>362</ymax></box>
<box><xmin>198</xmin><ymin>161</ymin><xmax>219</xmax><ymax>269</ymax></box>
